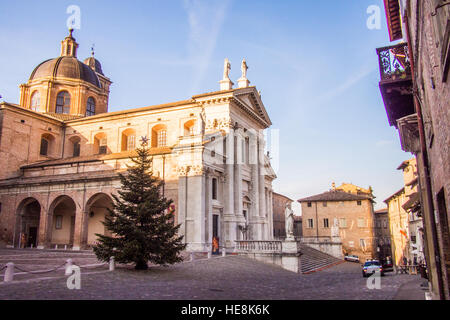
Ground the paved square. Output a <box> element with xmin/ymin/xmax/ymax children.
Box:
<box><xmin>0</xmin><ymin>249</ymin><xmax>425</xmax><ymax>300</ymax></box>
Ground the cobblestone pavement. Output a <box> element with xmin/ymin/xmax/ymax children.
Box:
<box><xmin>0</xmin><ymin>249</ymin><xmax>424</xmax><ymax>300</ymax></box>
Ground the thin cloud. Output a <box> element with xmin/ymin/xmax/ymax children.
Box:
<box><xmin>315</xmin><ymin>65</ymin><xmax>376</xmax><ymax>105</ymax></box>
<box><xmin>183</xmin><ymin>0</ymin><xmax>231</xmax><ymax>94</ymax></box>
<box><xmin>376</xmin><ymin>140</ymin><xmax>394</xmax><ymax>147</ymax></box>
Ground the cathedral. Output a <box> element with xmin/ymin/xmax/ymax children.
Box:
<box><xmin>0</xmin><ymin>30</ymin><xmax>276</xmax><ymax>252</ymax></box>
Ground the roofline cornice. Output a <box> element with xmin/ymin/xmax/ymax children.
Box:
<box><xmin>0</xmin><ymin>102</ymin><xmax>64</xmax><ymax>125</ymax></box>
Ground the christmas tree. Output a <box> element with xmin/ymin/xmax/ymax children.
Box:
<box><xmin>93</xmin><ymin>137</ymin><xmax>186</xmax><ymax>270</ymax></box>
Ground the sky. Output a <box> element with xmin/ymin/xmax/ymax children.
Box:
<box><xmin>0</xmin><ymin>0</ymin><xmax>411</xmax><ymax>213</ymax></box>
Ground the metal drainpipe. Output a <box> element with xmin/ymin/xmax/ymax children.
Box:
<box><xmin>404</xmin><ymin>6</ymin><xmax>445</xmax><ymax>300</ymax></box>
<box><xmin>315</xmin><ymin>202</ymin><xmax>319</xmax><ymax>240</ymax></box>
<box><xmin>61</xmin><ymin>125</ymin><xmax>66</xmax><ymax>159</ymax></box>
<box><xmin>162</xmin><ymin>155</ymin><xmax>166</xmax><ymax>197</ymax></box>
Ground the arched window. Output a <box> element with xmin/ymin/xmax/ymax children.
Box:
<box><xmin>121</xmin><ymin>129</ymin><xmax>136</xmax><ymax>151</ymax></box>
<box><xmin>184</xmin><ymin>120</ymin><xmax>196</xmax><ymax>136</ymax></box>
<box><xmin>56</xmin><ymin>91</ymin><xmax>71</xmax><ymax>114</ymax></box>
<box><xmin>31</xmin><ymin>91</ymin><xmax>40</xmax><ymax>111</ymax></box>
<box><xmin>94</xmin><ymin>133</ymin><xmax>107</xmax><ymax>155</ymax></box>
<box><xmin>39</xmin><ymin>133</ymin><xmax>54</xmax><ymax>156</ymax></box>
<box><xmin>151</xmin><ymin>124</ymin><xmax>167</xmax><ymax>148</ymax></box>
<box><xmin>86</xmin><ymin>97</ymin><xmax>96</xmax><ymax>116</ymax></box>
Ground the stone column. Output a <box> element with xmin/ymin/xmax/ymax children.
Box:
<box><xmin>249</xmin><ymin>130</ymin><xmax>261</xmax><ymax>239</ymax></box>
<box><xmin>205</xmin><ymin>170</ymin><xmax>213</xmax><ymax>250</ymax></box>
<box><xmin>72</xmin><ymin>210</ymin><xmax>88</xmax><ymax>250</ymax></box>
<box><xmin>258</xmin><ymin>134</ymin><xmax>267</xmax><ymax>240</ymax></box>
<box><xmin>177</xmin><ymin>171</ymin><xmax>187</xmax><ymax>241</ymax></box>
<box><xmin>184</xmin><ymin>166</ymin><xmax>206</xmax><ymax>252</ymax></box>
<box><xmin>37</xmin><ymin>207</ymin><xmax>51</xmax><ymax>249</ymax></box>
<box><xmin>224</xmin><ymin>130</ymin><xmax>235</xmax><ymax>249</ymax></box>
<box><xmin>234</xmin><ymin>130</ymin><xmax>243</xmax><ymax>221</ymax></box>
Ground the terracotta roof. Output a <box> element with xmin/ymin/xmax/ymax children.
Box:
<box><xmin>66</xmin><ymin>100</ymin><xmax>193</xmax><ymax>123</ymax></box>
<box><xmin>21</xmin><ymin>147</ymin><xmax>173</xmax><ymax>169</ymax></box>
<box><xmin>375</xmin><ymin>208</ymin><xmax>388</xmax><ymax>214</ymax></box>
<box><xmin>44</xmin><ymin>113</ymin><xmax>84</xmax><ymax>121</ymax></box>
<box><xmin>384</xmin><ymin>187</ymin><xmax>405</xmax><ymax>203</ymax></box>
<box><xmin>297</xmin><ymin>190</ymin><xmax>372</xmax><ymax>202</ymax></box>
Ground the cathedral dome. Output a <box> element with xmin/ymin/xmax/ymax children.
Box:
<box><xmin>83</xmin><ymin>56</ymin><xmax>104</xmax><ymax>76</ymax></box>
<box><xmin>29</xmin><ymin>56</ymin><xmax>101</xmax><ymax>88</ymax></box>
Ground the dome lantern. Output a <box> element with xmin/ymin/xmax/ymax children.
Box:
<box><xmin>60</xmin><ymin>28</ymin><xmax>79</xmax><ymax>57</ymax></box>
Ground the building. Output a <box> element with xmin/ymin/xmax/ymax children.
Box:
<box><xmin>0</xmin><ymin>30</ymin><xmax>277</xmax><ymax>253</ymax></box>
<box><xmin>272</xmin><ymin>192</ymin><xmax>293</xmax><ymax>239</ymax></box>
<box><xmin>373</xmin><ymin>208</ymin><xmax>392</xmax><ymax>263</ymax></box>
<box><xmin>384</xmin><ymin>158</ymin><xmax>424</xmax><ymax>267</ymax></box>
<box><xmin>293</xmin><ymin>216</ymin><xmax>302</xmax><ymax>238</ymax></box>
<box><xmin>298</xmin><ymin>183</ymin><xmax>376</xmax><ymax>262</ymax></box>
<box><xmin>377</xmin><ymin>0</ymin><xmax>449</xmax><ymax>299</ymax></box>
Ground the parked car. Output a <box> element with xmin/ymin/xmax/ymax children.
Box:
<box><xmin>344</xmin><ymin>254</ymin><xmax>360</xmax><ymax>263</ymax></box>
<box><xmin>382</xmin><ymin>259</ymin><xmax>393</xmax><ymax>272</ymax></box>
<box><xmin>362</xmin><ymin>260</ymin><xmax>384</xmax><ymax>277</ymax></box>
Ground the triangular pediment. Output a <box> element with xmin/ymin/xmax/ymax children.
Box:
<box><xmin>232</xmin><ymin>87</ymin><xmax>272</xmax><ymax>127</ymax></box>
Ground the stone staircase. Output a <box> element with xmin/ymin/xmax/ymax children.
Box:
<box><xmin>299</xmin><ymin>244</ymin><xmax>343</xmax><ymax>274</ymax></box>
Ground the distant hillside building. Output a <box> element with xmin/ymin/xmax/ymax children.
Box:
<box><xmin>298</xmin><ymin>183</ymin><xmax>376</xmax><ymax>262</ymax></box>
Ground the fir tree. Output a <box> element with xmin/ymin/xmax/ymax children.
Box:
<box><xmin>93</xmin><ymin>138</ymin><xmax>186</xmax><ymax>270</ymax></box>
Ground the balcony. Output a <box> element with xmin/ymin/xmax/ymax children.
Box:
<box><xmin>377</xmin><ymin>43</ymin><xmax>415</xmax><ymax>128</ymax></box>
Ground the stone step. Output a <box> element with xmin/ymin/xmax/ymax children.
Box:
<box><xmin>298</xmin><ymin>243</ymin><xmax>342</xmax><ymax>274</ymax></box>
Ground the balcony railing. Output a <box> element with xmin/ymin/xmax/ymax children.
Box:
<box><xmin>377</xmin><ymin>43</ymin><xmax>411</xmax><ymax>82</ymax></box>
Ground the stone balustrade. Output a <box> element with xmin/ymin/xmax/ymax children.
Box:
<box><xmin>235</xmin><ymin>240</ymin><xmax>282</xmax><ymax>253</ymax></box>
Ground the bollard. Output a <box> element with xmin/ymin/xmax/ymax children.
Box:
<box><xmin>222</xmin><ymin>248</ymin><xmax>226</xmax><ymax>257</ymax></box>
<box><xmin>109</xmin><ymin>256</ymin><xmax>115</xmax><ymax>271</ymax></box>
<box><xmin>55</xmin><ymin>244</ymin><xmax>58</xmax><ymax>250</ymax></box>
<box><xmin>207</xmin><ymin>251</ymin><xmax>212</xmax><ymax>259</ymax></box>
<box><xmin>190</xmin><ymin>252</ymin><xmax>194</xmax><ymax>262</ymax></box>
<box><xmin>65</xmin><ymin>258</ymin><xmax>73</xmax><ymax>276</ymax></box>
<box><xmin>4</xmin><ymin>263</ymin><xmax>14</xmax><ymax>282</ymax></box>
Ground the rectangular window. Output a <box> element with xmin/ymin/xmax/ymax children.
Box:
<box><xmin>307</xmin><ymin>202</ymin><xmax>312</xmax><ymax>207</ymax></box>
<box><xmin>212</xmin><ymin>178</ymin><xmax>217</xmax><ymax>200</ymax></box>
<box><xmin>357</xmin><ymin>218</ymin><xmax>366</xmax><ymax>228</ymax></box>
<box><xmin>40</xmin><ymin>138</ymin><xmax>49</xmax><ymax>156</ymax></box>
<box><xmin>348</xmin><ymin>241</ymin><xmax>354</xmax><ymax>248</ymax></box>
<box><xmin>323</xmin><ymin>218</ymin><xmax>329</xmax><ymax>228</ymax></box>
<box><xmin>99</xmin><ymin>138</ymin><xmax>107</xmax><ymax>155</ymax></box>
<box><xmin>307</xmin><ymin>219</ymin><xmax>314</xmax><ymax>228</ymax></box>
<box><xmin>157</xmin><ymin>130</ymin><xmax>167</xmax><ymax>147</ymax></box>
<box><xmin>73</xmin><ymin>142</ymin><xmax>80</xmax><ymax>157</ymax></box>
<box><xmin>357</xmin><ymin>200</ymin><xmax>362</xmax><ymax>206</ymax></box>
<box><xmin>339</xmin><ymin>218</ymin><xmax>347</xmax><ymax>228</ymax></box>
<box><xmin>360</xmin><ymin>239</ymin><xmax>366</xmax><ymax>249</ymax></box>
<box><xmin>55</xmin><ymin>215</ymin><xmax>63</xmax><ymax>229</ymax></box>
<box><xmin>127</xmin><ymin>135</ymin><xmax>136</xmax><ymax>151</ymax></box>
<box><xmin>323</xmin><ymin>202</ymin><xmax>327</xmax><ymax>207</ymax></box>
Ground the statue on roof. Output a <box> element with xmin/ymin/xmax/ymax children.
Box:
<box><xmin>223</xmin><ymin>58</ymin><xmax>231</xmax><ymax>80</ymax></box>
<box><xmin>241</xmin><ymin>58</ymin><xmax>248</xmax><ymax>79</ymax></box>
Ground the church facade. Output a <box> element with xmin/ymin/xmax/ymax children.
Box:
<box><xmin>0</xmin><ymin>30</ymin><xmax>276</xmax><ymax>252</ymax></box>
